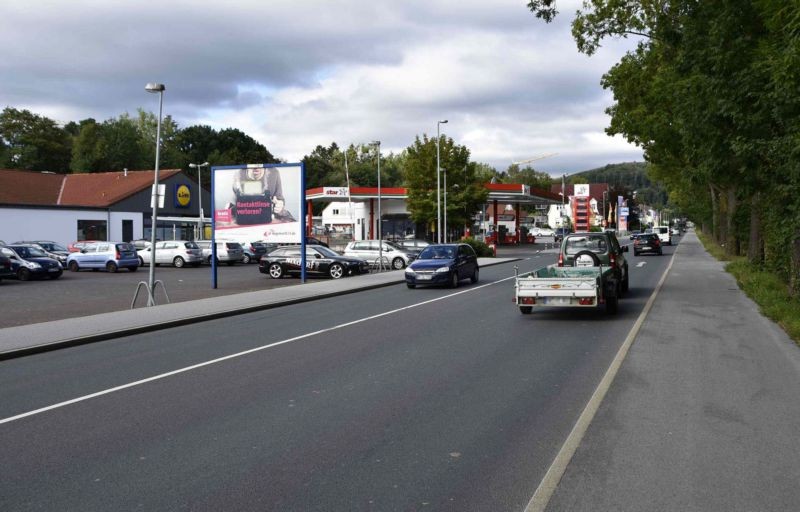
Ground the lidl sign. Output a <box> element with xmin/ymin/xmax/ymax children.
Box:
<box><xmin>175</xmin><ymin>184</ymin><xmax>192</xmax><ymax>208</ymax></box>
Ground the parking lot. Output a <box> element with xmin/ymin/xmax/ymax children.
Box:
<box><xmin>0</xmin><ymin>262</ymin><xmax>306</xmax><ymax>328</ymax></box>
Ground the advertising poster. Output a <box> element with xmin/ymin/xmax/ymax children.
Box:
<box><xmin>211</xmin><ymin>163</ymin><xmax>304</xmax><ymax>244</ymax></box>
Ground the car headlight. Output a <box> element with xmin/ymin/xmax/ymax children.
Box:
<box><xmin>434</xmin><ymin>266</ymin><xmax>452</xmax><ymax>273</ymax></box>
<box><xmin>405</xmin><ymin>268</ymin><xmax>415</xmax><ymax>275</ymax></box>
<box><xmin>26</xmin><ymin>261</ymin><xmax>42</xmax><ymax>269</ymax></box>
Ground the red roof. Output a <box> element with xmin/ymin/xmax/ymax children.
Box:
<box><xmin>0</xmin><ymin>169</ymin><xmax>182</xmax><ymax>207</ymax></box>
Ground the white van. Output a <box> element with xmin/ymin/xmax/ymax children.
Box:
<box><xmin>654</xmin><ymin>226</ymin><xmax>672</xmax><ymax>246</ymax></box>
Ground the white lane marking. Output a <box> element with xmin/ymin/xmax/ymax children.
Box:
<box><xmin>524</xmin><ymin>246</ymin><xmax>678</xmax><ymax>512</ymax></box>
<box><xmin>637</xmin><ymin>261</ymin><xmax>647</xmax><ymax>267</ymax></box>
<box><xmin>1</xmin><ymin>275</ymin><xmax>517</xmax><ymax>425</ymax></box>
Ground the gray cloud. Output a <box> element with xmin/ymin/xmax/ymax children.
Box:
<box><xmin>0</xmin><ymin>0</ymin><xmax>643</xmax><ymax>175</ymax></box>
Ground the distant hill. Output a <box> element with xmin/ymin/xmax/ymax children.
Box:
<box><xmin>567</xmin><ymin>162</ymin><xmax>668</xmax><ymax>207</ymax></box>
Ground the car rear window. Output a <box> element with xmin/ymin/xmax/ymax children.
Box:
<box><xmin>116</xmin><ymin>243</ymin><xmax>135</xmax><ymax>252</ymax></box>
<box><xmin>225</xmin><ymin>243</ymin><xmax>242</xmax><ymax>249</ymax></box>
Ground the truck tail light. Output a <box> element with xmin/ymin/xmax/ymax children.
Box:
<box><xmin>519</xmin><ymin>297</ymin><xmax>536</xmax><ymax>305</ymax></box>
<box><xmin>557</xmin><ymin>252</ymin><xmax>564</xmax><ymax>267</ymax></box>
<box><xmin>579</xmin><ymin>297</ymin><xmax>594</xmax><ymax>305</ymax></box>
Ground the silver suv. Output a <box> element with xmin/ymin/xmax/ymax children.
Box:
<box><xmin>196</xmin><ymin>241</ymin><xmax>244</xmax><ymax>265</ymax></box>
<box><xmin>137</xmin><ymin>240</ymin><xmax>203</xmax><ymax>268</ymax></box>
<box><xmin>343</xmin><ymin>240</ymin><xmax>415</xmax><ymax>269</ymax></box>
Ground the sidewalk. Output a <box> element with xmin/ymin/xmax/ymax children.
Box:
<box><xmin>545</xmin><ymin>231</ymin><xmax>800</xmax><ymax>511</ymax></box>
<box><xmin>0</xmin><ymin>257</ymin><xmax>513</xmax><ymax>359</ymax></box>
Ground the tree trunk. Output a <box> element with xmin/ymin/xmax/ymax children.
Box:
<box><xmin>709</xmin><ymin>184</ymin><xmax>720</xmax><ymax>244</ymax></box>
<box><xmin>790</xmin><ymin>232</ymin><xmax>800</xmax><ymax>298</ymax></box>
<box><xmin>725</xmin><ymin>187</ymin><xmax>737</xmax><ymax>257</ymax></box>
<box><xmin>747</xmin><ymin>192</ymin><xmax>763</xmax><ymax>265</ymax></box>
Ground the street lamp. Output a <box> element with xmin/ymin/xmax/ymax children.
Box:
<box><xmin>436</xmin><ymin>119</ymin><xmax>448</xmax><ymax>243</ymax></box>
<box><xmin>561</xmin><ymin>173</ymin><xmax>568</xmax><ymax>227</ymax></box>
<box><xmin>145</xmin><ymin>82</ymin><xmax>165</xmax><ymax>306</ymax></box>
<box><xmin>443</xmin><ymin>168</ymin><xmax>448</xmax><ymax>243</ymax></box>
<box><xmin>189</xmin><ymin>161</ymin><xmax>209</xmax><ymax>240</ymax></box>
<box><xmin>372</xmin><ymin>141</ymin><xmax>383</xmax><ymax>270</ymax></box>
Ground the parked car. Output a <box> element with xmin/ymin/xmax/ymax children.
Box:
<box><xmin>343</xmin><ymin>240</ymin><xmax>416</xmax><ymax>269</ymax></box>
<box><xmin>241</xmin><ymin>241</ymin><xmax>269</xmax><ymax>264</ymax></box>
<box><xmin>196</xmin><ymin>240</ymin><xmax>244</xmax><ymax>265</ymax></box>
<box><xmin>137</xmin><ymin>240</ymin><xmax>204</xmax><ymax>267</ymax></box>
<box><xmin>132</xmin><ymin>239</ymin><xmax>155</xmax><ymax>251</ymax></box>
<box><xmin>633</xmin><ymin>233</ymin><xmax>663</xmax><ymax>256</ymax></box>
<box><xmin>66</xmin><ymin>242</ymin><xmax>139</xmax><ymax>273</ymax></box>
<box><xmin>12</xmin><ymin>240</ymin><xmax>69</xmax><ymax>268</ymax></box>
<box><xmin>259</xmin><ymin>244</ymin><xmax>369</xmax><ymax>279</ymax></box>
<box><xmin>67</xmin><ymin>240</ymin><xmax>101</xmax><ymax>252</ymax></box>
<box><xmin>3</xmin><ymin>244</ymin><xmax>64</xmax><ymax>280</ymax></box>
<box><xmin>394</xmin><ymin>239</ymin><xmax>430</xmax><ymax>257</ymax></box>
<box><xmin>404</xmin><ymin>243</ymin><xmax>479</xmax><ymax>289</ymax></box>
<box><xmin>629</xmin><ymin>230</ymin><xmax>642</xmax><ymax>240</ymax></box>
<box><xmin>670</xmin><ymin>226</ymin><xmax>681</xmax><ymax>236</ymax></box>
<box><xmin>305</xmin><ymin>236</ymin><xmax>330</xmax><ymax>248</ymax></box>
<box><xmin>530</xmin><ymin>227</ymin><xmax>555</xmax><ymax>237</ymax></box>
<box><xmin>0</xmin><ymin>251</ymin><xmax>13</xmax><ymax>282</ymax></box>
<box><xmin>558</xmin><ymin>231</ymin><xmax>629</xmax><ymax>294</ymax></box>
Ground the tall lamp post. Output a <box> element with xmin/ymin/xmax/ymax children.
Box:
<box><xmin>372</xmin><ymin>141</ymin><xmax>383</xmax><ymax>270</ymax></box>
<box><xmin>443</xmin><ymin>168</ymin><xmax>448</xmax><ymax>243</ymax></box>
<box><xmin>436</xmin><ymin>119</ymin><xmax>448</xmax><ymax>243</ymax></box>
<box><xmin>561</xmin><ymin>173</ymin><xmax>568</xmax><ymax>228</ymax></box>
<box><xmin>189</xmin><ymin>161</ymin><xmax>208</xmax><ymax>240</ymax></box>
<box><xmin>145</xmin><ymin>82</ymin><xmax>165</xmax><ymax>306</ymax></box>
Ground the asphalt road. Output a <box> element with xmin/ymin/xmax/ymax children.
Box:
<box><xmin>0</xmin><ymin>239</ymin><xmax>675</xmax><ymax>511</ymax></box>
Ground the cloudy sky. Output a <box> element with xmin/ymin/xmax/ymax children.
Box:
<box><xmin>1</xmin><ymin>0</ymin><xmax>644</xmax><ymax>176</ymax></box>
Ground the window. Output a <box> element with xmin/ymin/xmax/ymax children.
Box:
<box><xmin>77</xmin><ymin>220</ymin><xmax>107</xmax><ymax>241</ymax></box>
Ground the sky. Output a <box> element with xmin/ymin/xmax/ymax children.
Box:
<box><xmin>0</xmin><ymin>0</ymin><xmax>644</xmax><ymax>177</ymax></box>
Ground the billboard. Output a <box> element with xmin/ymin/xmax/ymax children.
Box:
<box><xmin>574</xmin><ymin>184</ymin><xmax>590</xmax><ymax>198</ymax></box>
<box><xmin>211</xmin><ymin>163</ymin><xmax>304</xmax><ymax>244</ymax></box>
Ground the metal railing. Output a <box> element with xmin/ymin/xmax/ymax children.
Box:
<box><xmin>131</xmin><ymin>280</ymin><xmax>170</xmax><ymax>308</ymax></box>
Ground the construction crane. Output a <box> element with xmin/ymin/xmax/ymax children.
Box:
<box><xmin>511</xmin><ymin>153</ymin><xmax>558</xmax><ymax>166</ymax></box>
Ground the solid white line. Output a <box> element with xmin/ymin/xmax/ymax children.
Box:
<box><xmin>0</xmin><ymin>276</ymin><xmax>516</xmax><ymax>426</ymax></box>
<box><xmin>524</xmin><ymin>248</ymin><xmax>678</xmax><ymax>512</ymax></box>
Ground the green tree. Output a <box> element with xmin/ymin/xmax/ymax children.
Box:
<box><xmin>0</xmin><ymin>107</ymin><xmax>71</xmax><ymax>172</ymax></box>
<box><xmin>404</xmin><ymin>135</ymin><xmax>487</xmax><ymax>238</ymax></box>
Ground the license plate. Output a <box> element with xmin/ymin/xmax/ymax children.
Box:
<box><xmin>48</xmin><ymin>268</ymin><xmax>59</xmax><ymax>272</ymax></box>
<box><xmin>417</xmin><ymin>274</ymin><xmax>432</xmax><ymax>280</ymax></box>
<box><xmin>640</xmin><ymin>245</ymin><xmax>650</xmax><ymax>249</ymax></box>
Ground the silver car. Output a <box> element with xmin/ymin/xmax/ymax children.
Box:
<box><xmin>343</xmin><ymin>240</ymin><xmax>416</xmax><ymax>269</ymax></box>
<box><xmin>196</xmin><ymin>240</ymin><xmax>244</xmax><ymax>265</ymax></box>
<box><xmin>137</xmin><ymin>240</ymin><xmax>204</xmax><ymax>268</ymax></box>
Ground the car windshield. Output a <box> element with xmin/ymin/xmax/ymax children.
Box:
<box><xmin>418</xmin><ymin>246</ymin><xmax>455</xmax><ymax>259</ymax></box>
<box><xmin>13</xmin><ymin>246</ymin><xmax>48</xmax><ymax>258</ymax></box>
<box><xmin>37</xmin><ymin>242</ymin><xmax>66</xmax><ymax>251</ymax></box>
<box><xmin>312</xmin><ymin>246</ymin><xmax>340</xmax><ymax>258</ymax></box>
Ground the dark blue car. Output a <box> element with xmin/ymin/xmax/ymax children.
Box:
<box><xmin>2</xmin><ymin>244</ymin><xmax>63</xmax><ymax>281</ymax></box>
<box><xmin>404</xmin><ymin>243</ymin><xmax>479</xmax><ymax>289</ymax></box>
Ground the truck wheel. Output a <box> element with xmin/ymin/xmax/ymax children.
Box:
<box><xmin>519</xmin><ymin>306</ymin><xmax>532</xmax><ymax>315</ymax></box>
<box><xmin>573</xmin><ymin>250</ymin><xmax>601</xmax><ymax>267</ymax></box>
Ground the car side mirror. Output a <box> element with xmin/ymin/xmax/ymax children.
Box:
<box><xmin>81</xmin><ymin>249</ymin><xmax>88</xmax><ymax>254</ymax></box>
